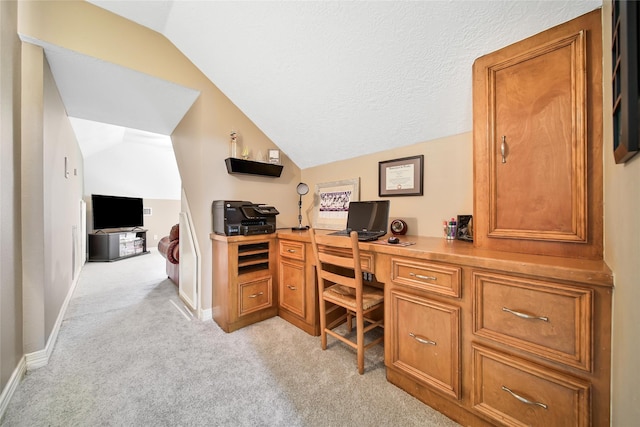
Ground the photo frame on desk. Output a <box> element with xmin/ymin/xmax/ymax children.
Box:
<box><xmin>379</xmin><ymin>155</ymin><xmax>424</xmax><ymax>197</ymax></box>
<box><xmin>312</xmin><ymin>178</ymin><xmax>360</xmax><ymax>230</ymax></box>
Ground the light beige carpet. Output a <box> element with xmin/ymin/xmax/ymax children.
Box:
<box><xmin>1</xmin><ymin>250</ymin><xmax>461</xmax><ymax>427</ymax></box>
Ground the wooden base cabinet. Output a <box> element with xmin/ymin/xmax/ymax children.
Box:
<box><xmin>277</xmin><ymin>237</ymin><xmax>319</xmax><ymax>336</ymax></box>
<box><xmin>381</xmin><ymin>249</ymin><xmax>612</xmax><ymax>427</ymax></box>
<box><xmin>211</xmin><ymin>234</ymin><xmax>278</xmax><ymax>333</ymax></box>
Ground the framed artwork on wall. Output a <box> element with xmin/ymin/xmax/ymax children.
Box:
<box><xmin>312</xmin><ymin>178</ymin><xmax>360</xmax><ymax>230</ymax></box>
<box><xmin>378</xmin><ymin>155</ymin><xmax>424</xmax><ymax>197</ymax></box>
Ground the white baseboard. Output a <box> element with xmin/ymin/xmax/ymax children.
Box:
<box><xmin>199</xmin><ymin>307</ymin><xmax>212</xmax><ymax>321</ymax></box>
<box><xmin>25</xmin><ymin>272</ymin><xmax>80</xmax><ymax>371</ymax></box>
<box><xmin>0</xmin><ymin>356</ymin><xmax>26</xmax><ymax>421</ymax></box>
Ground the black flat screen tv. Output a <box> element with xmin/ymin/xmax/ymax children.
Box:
<box><xmin>92</xmin><ymin>194</ymin><xmax>144</xmax><ymax>230</ymax></box>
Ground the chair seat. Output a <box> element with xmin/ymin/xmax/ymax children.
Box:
<box><xmin>325</xmin><ymin>284</ymin><xmax>383</xmax><ymax>311</ymax></box>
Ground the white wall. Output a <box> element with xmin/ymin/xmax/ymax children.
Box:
<box><xmin>79</xmin><ymin>120</ymin><xmax>181</xmax><ymax>200</ymax></box>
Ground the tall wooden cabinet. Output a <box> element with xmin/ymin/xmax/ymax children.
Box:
<box><xmin>473</xmin><ymin>9</ymin><xmax>603</xmax><ymax>259</ymax></box>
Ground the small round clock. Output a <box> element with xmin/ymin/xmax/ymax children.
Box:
<box><xmin>390</xmin><ymin>219</ymin><xmax>408</xmax><ymax>235</ymax></box>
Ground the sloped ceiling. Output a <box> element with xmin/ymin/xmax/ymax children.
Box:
<box><xmin>82</xmin><ymin>0</ymin><xmax>601</xmax><ymax>169</ymax></box>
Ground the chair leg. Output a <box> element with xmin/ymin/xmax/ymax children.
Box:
<box><xmin>319</xmin><ymin>296</ymin><xmax>328</xmax><ymax>350</ymax></box>
<box><xmin>346</xmin><ymin>310</ymin><xmax>353</xmax><ymax>333</ymax></box>
<box><xmin>356</xmin><ymin>310</ymin><xmax>365</xmax><ymax>375</ymax></box>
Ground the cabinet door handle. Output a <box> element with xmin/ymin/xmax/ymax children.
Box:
<box><xmin>409</xmin><ymin>332</ymin><xmax>436</xmax><ymax>346</ymax></box>
<box><xmin>248</xmin><ymin>291</ymin><xmax>264</xmax><ymax>298</ymax></box>
<box><xmin>409</xmin><ymin>272</ymin><xmax>437</xmax><ymax>281</ymax></box>
<box><xmin>502</xmin><ymin>307</ymin><xmax>549</xmax><ymax>322</ymax></box>
<box><xmin>501</xmin><ymin>386</ymin><xmax>548</xmax><ymax>409</ymax></box>
<box><xmin>287</xmin><ymin>249</ymin><xmax>296</xmax><ymax>253</ymax></box>
<box><xmin>501</xmin><ymin>135</ymin><xmax>507</xmax><ymax>163</ymax></box>
<box><xmin>287</xmin><ymin>285</ymin><xmax>297</xmax><ymax>290</ymax></box>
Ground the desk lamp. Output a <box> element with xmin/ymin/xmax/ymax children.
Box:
<box><xmin>292</xmin><ymin>182</ymin><xmax>309</xmax><ymax>230</ymax></box>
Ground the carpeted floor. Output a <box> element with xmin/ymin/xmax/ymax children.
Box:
<box><xmin>1</xmin><ymin>250</ymin><xmax>460</xmax><ymax>426</ymax></box>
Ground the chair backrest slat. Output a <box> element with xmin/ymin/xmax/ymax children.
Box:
<box><xmin>310</xmin><ymin>229</ymin><xmax>363</xmax><ymax>294</ymax></box>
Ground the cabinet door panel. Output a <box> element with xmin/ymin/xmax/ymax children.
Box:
<box><xmin>388</xmin><ymin>289</ymin><xmax>460</xmax><ymax>399</ymax></box>
<box><xmin>473</xmin><ymin>9</ymin><xmax>602</xmax><ymax>259</ymax></box>
<box><xmin>490</xmin><ymin>32</ymin><xmax>586</xmax><ymax>242</ymax></box>
<box><xmin>279</xmin><ymin>259</ymin><xmax>306</xmax><ymax>318</ymax></box>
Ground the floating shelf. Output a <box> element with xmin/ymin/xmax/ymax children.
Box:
<box><xmin>225</xmin><ymin>157</ymin><xmax>283</xmax><ymax>177</ymax></box>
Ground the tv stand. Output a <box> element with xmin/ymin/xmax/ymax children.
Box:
<box><xmin>88</xmin><ymin>230</ymin><xmax>149</xmax><ymax>262</ymax></box>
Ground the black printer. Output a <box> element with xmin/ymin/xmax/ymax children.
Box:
<box><xmin>212</xmin><ymin>200</ymin><xmax>279</xmax><ymax>236</ymax></box>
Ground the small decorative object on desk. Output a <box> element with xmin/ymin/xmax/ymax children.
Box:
<box><xmin>390</xmin><ymin>219</ymin><xmax>408</xmax><ymax>235</ymax></box>
<box><xmin>444</xmin><ymin>218</ymin><xmax>457</xmax><ymax>240</ymax></box>
<box><xmin>456</xmin><ymin>215</ymin><xmax>473</xmax><ymax>242</ymax></box>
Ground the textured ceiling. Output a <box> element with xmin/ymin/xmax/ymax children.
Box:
<box><xmin>80</xmin><ymin>0</ymin><xmax>601</xmax><ymax>169</ymax></box>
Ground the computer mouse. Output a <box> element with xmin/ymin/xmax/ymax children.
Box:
<box><xmin>388</xmin><ymin>236</ymin><xmax>400</xmax><ymax>244</ymax></box>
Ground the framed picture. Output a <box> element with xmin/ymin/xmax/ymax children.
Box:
<box><xmin>268</xmin><ymin>149</ymin><xmax>281</xmax><ymax>164</ymax></box>
<box><xmin>312</xmin><ymin>178</ymin><xmax>360</xmax><ymax>230</ymax></box>
<box><xmin>378</xmin><ymin>155</ymin><xmax>424</xmax><ymax>197</ymax></box>
<box><xmin>456</xmin><ymin>215</ymin><xmax>473</xmax><ymax>242</ymax></box>
<box><xmin>612</xmin><ymin>0</ymin><xmax>639</xmax><ymax>163</ymax></box>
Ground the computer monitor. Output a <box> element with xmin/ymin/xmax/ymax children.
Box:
<box><xmin>345</xmin><ymin>200</ymin><xmax>390</xmax><ymax>234</ymax></box>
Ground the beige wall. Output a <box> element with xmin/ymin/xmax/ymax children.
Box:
<box><xmin>20</xmin><ymin>41</ymin><xmax>46</xmax><ymax>354</ymax></box>
<box><xmin>0</xmin><ymin>0</ymin><xmax>22</xmax><ymax>394</ymax></box>
<box><xmin>140</xmin><ymin>199</ymin><xmax>182</xmax><ymax>249</ymax></box>
<box><xmin>42</xmin><ymin>56</ymin><xmax>85</xmax><ymax>341</ymax></box>
<box><xmin>601</xmin><ymin>2</ymin><xmax>640</xmax><ymax>424</ymax></box>
<box><xmin>19</xmin><ymin>40</ymin><xmax>85</xmax><ymax>356</ymax></box>
<box><xmin>17</xmin><ymin>1</ymin><xmax>303</xmax><ymax>315</ymax></box>
<box><xmin>302</xmin><ymin>132</ymin><xmax>473</xmax><ymax>237</ymax></box>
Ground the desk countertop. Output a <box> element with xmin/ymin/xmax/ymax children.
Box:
<box><xmin>275</xmin><ymin>229</ymin><xmax>613</xmax><ymax>288</ymax></box>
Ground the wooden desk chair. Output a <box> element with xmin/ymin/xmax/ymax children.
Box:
<box><xmin>309</xmin><ymin>228</ymin><xmax>384</xmax><ymax>374</ymax></box>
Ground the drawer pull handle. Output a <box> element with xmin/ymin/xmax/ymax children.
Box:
<box><xmin>502</xmin><ymin>307</ymin><xmax>549</xmax><ymax>322</ymax></box>
<box><xmin>287</xmin><ymin>285</ymin><xmax>297</xmax><ymax>290</ymax></box>
<box><xmin>501</xmin><ymin>135</ymin><xmax>507</xmax><ymax>163</ymax></box>
<box><xmin>409</xmin><ymin>272</ymin><xmax>437</xmax><ymax>281</ymax></box>
<box><xmin>501</xmin><ymin>386</ymin><xmax>548</xmax><ymax>409</ymax></box>
<box><xmin>248</xmin><ymin>292</ymin><xmax>264</xmax><ymax>298</ymax></box>
<box><xmin>409</xmin><ymin>332</ymin><xmax>436</xmax><ymax>346</ymax></box>
<box><xmin>287</xmin><ymin>249</ymin><xmax>296</xmax><ymax>253</ymax></box>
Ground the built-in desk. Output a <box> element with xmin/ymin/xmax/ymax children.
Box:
<box><xmin>274</xmin><ymin>229</ymin><xmax>613</xmax><ymax>427</ymax></box>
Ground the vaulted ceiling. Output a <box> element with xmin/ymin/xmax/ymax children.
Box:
<box><xmin>66</xmin><ymin>1</ymin><xmax>601</xmax><ymax>169</ymax></box>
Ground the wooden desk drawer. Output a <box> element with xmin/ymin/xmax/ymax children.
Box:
<box><xmin>472</xmin><ymin>344</ymin><xmax>590</xmax><ymax>427</ymax></box>
<box><xmin>239</xmin><ymin>276</ymin><xmax>273</xmax><ymax>316</ymax></box>
<box><xmin>473</xmin><ymin>271</ymin><xmax>592</xmax><ymax>371</ymax></box>
<box><xmin>319</xmin><ymin>247</ymin><xmax>375</xmax><ymax>273</ymax></box>
<box><xmin>391</xmin><ymin>258</ymin><xmax>461</xmax><ymax>298</ymax></box>
<box><xmin>279</xmin><ymin>240</ymin><xmax>305</xmax><ymax>261</ymax></box>
<box><xmin>387</xmin><ymin>289</ymin><xmax>460</xmax><ymax>399</ymax></box>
